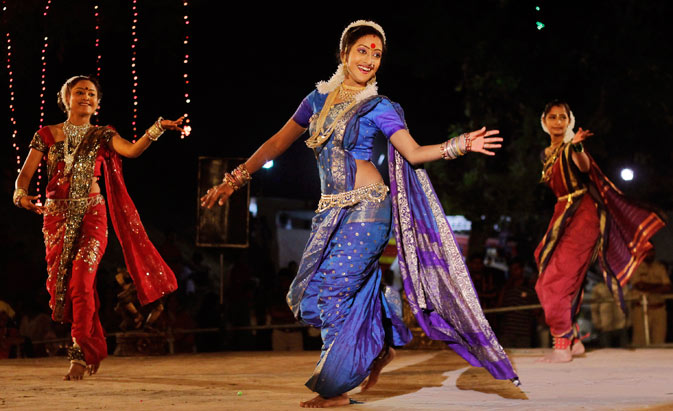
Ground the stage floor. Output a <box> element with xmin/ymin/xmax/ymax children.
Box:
<box><xmin>0</xmin><ymin>348</ymin><xmax>672</xmax><ymax>410</ymax></box>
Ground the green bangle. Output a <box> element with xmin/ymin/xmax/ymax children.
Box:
<box><xmin>572</xmin><ymin>142</ymin><xmax>584</xmax><ymax>153</ymax></box>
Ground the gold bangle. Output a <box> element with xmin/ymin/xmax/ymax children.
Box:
<box><xmin>13</xmin><ymin>188</ymin><xmax>28</xmax><ymax>208</ymax></box>
<box><xmin>146</xmin><ymin>117</ymin><xmax>165</xmax><ymax>141</ymax></box>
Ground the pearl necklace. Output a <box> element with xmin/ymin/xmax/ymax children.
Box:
<box><xmin>62</xmin><ymin>120</ymin><xmax>91</xmax><ymax>174</ymax></box>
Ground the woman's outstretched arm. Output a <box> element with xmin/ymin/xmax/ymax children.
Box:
<box><xmin>109</xmin><ymin>117</ymin><xmax>185</xmax><ymax>158</ymax></box>
<box><xmin>389</xmin><ymin>126</ymin><xmax>503</xmax><ymax>166</ymax></box>
<box><xmin>570</xmin><ymin>127</ymin><xmax>593</xmax><ymax>172</ymax></box>
<box><xmin>200</xmin><ymin>118</ymin><xmax>307</xmax><ymax>208</ymax></box>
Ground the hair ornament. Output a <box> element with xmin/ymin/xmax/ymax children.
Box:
<box><xmin>339</xmin><ymin>20</ymin><xmax>386</xmax><ymax>52</ymax></box>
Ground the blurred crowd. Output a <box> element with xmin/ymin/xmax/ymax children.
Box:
<box><xmin>2</xmin><ymin>236</ymin><xmax>672</xmax><ymax>360</ymax></box>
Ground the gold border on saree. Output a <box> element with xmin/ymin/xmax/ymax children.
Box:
<box><xmin>557</xmin><ymin>188</ymin><xmax>587</xmax><ymax>204</ymax></box>
<box><xmin>316</xmin><ymin>182</ymin><xmax>389</xmax><ymax>213</ymax></box>
<box><xmin>44</xmin><ymin>194</ymin><xmax>104</xmax><ymax>215</ymax></box>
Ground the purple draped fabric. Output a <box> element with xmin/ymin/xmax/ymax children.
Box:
<box><xmin>387</xmin><ymin>127</ymin><xmax>518</xmax><ymax>382</ymax></box>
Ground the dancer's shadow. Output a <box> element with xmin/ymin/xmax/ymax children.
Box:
<box><xmin>353</xmin><ymin>351</ymin><xmax>457</xmax><ymax>402</ymax></box>
<box><xmin>456</xmin><ymin>367</ymin><xmax>528</xmax><ymax>400</ymax></box>
<box><xmin>354</xmin><ymin>350</ymin><xmax>527</xmax><ymax>403</ymax></box>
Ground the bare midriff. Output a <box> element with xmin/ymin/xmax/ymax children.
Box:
<box><xmin>354</xmin><ymin>159</ymin><xmax>384</xmax><ymax>189</ymax></box>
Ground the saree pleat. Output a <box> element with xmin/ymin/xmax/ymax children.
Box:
<box><xmin>288</xmin><ymin>98</ymin><xmax>412</xmax><ymax>397</ymax></box>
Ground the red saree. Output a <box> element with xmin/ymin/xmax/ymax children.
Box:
<box><xmin>534</xmin><ymin>143</ymin><xmax>664</xmax><ymax>338</ymax></box>
<box><xmin>32</xmin><ymin>126</ymin><xmax>177</xmax><ymax>366</ymax></box>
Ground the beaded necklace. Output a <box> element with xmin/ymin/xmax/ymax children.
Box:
<box><xmin>62</xmin><ymin>120</ymin><xmax>91</xmax><ymax>174</ymax></box>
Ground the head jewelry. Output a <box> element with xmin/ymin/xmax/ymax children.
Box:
<box><xmin>339</xmin><ymin>20</ymin><xmax>386</xmax><ymax>52</ymax></box>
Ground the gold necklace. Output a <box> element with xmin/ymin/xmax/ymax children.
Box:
<box><xmin>305</xmin><ymin>84</ymin><xmax>359</xmax><ymax>149</ymax></box>
<box><xmin>338</xmin><ymin>83</ymin><xmax>365</xmax><ymax>102</ymax></box>
<box><xmin>63</xmin><ymin>120</ymin><xmax>91</xmax><ymax>174</ymax></box>
<box><xmin>540</xmin><ymin>143</ymin><xmax>564</xmax><ymax>183</ymax></box>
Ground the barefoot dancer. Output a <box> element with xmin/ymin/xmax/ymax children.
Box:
<box><xmin>534</xmin><ymin>100</ymin><xmax>664</xmax><ymax>362</ymax></box>
<box><xmin>13</xmin><ymin>75</ymin><xmax>182</xmax><ymax>380</ymax></box>
<box><xmin>202</xmin><ymin>21</ymin><xmax>518</xmax><ymax>407</ymax></box>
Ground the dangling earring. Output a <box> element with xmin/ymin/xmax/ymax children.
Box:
<box><xmin>342</xmin><ymin>60</ymin><xmax>349</xmax><ymax>78</ymax></box>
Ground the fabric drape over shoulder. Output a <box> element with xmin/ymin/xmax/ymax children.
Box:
<box><xmin>388</xmin><ymin>145</ymin><xmax>517</xmax><ymax>381</ymax></box>
<box><xmin>343</xmin><ymin>97</ymin><xmax>516</xmax><ymax>381</ymax></box>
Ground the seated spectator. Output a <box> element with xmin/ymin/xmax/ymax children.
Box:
<box><xmin>1</xmin><ymin>300</ymin><xmax>23</xmax><ymax>359</ymax></box>
<box><xmin>497</xmin><ymin>259</ymin><xmax>538</xmax><ymax>348</ymax></box>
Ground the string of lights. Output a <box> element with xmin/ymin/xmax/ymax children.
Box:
<box><xmin>93</xmin><ymin>2</ymin><xmax>102</xmax><ymax>117</ymax></box>
<box><xmin>3</xmin><ymin>1</ymin><xmax>21</xmax><ymax>175</ymax></box>
<box><xmin>34</xmin><ymin>0</ymin><xmax>54</xmax><ymax>201</ymax></box>
<box><xmin>181</xmin><ymin>1</ymin><xmax>192</xmax><ymax>138</ymax></box>
<box><xmin>130</xmin><ymin>0</ymin><xmax>139</xmax><ymax>141</ymax></box>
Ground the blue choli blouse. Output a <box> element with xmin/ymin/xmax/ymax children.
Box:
<box><xmin>292</xmin><ymin>89</ymin><xmax>406</xmax><ymax>161</ymax></box>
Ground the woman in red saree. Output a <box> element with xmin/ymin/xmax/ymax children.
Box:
<box><xmin>534</xmin><ymin>100</ymin><xmax>664</xmax><ymax>362</ymax></box>
<box><xmin>13</xmin><ymin>75</ymin><xmax>183</xmax><ymax>380</ymax></box>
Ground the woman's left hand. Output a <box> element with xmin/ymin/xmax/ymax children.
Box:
<box><xmin>467</xmin><ymin>126</ymin><xmax>503</xmax><ymax>156</ymax></box>
<box><xmin>572</xmin><ymin>127</ymin><xmax>593</xmax><ymax>144</ymax></box>
<box><xmin>160</xmin><ymin>116</ymin><xmax>186</xmax><ymax>133</ymax></box>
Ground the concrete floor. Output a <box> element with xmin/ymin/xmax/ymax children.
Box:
<box><xmin>0</xmin><ymin>348</ymin><xmax>672</xmax><ymax>410</ymax></box>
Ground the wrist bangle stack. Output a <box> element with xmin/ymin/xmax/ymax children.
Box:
<box><xmin>572</xmin><ymin>142</ymin><xmax>584</xmax><ymax>153</ymax></box>
<box><xmin>222</xmin><ymin>164</ymin><xmax>252</xmax><ymax>191</ymax></box>
<box><xmin>464</xmin><ymin>133</ymin><xmax>473</xmax><ymax>152</ymax></box>
<box><xmin>13</xmin><ymin>188</ymin><xmax>27</xmax><ymax>208</ymax></box>
<box><xmin>146</xmin><ymin>117</ymin><xmax>165</xmax><ymax>141</ymax></box>
<box><xmin>440</xmin><ymin>133</ymin><xmax>468</xmax><ymax>160</ymax></box>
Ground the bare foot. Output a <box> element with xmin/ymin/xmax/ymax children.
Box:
<box><xmin>360</xmin><ymin>346</ymin><xmax>396</xmax><ymax>392</ymax></box>
<box><xmin>536</xmin><ymin>348</ymin><xmax>572</xmax><ymax>363</ymax></box>
<box><xmin>299</xmin><ymin>393</ymin><xmax>349</xmax><ymax>408</ymax></box>
<box><xmin>571</xmin><ymin>340</ymin><xmax>585</xmax><ymax>356</ymax></box>
<box><xmin>63</xmin><ymin>362</ymin><xmax>87</xmax><ymax>381</ymax></box>
<box><xmin>87</xmin><ymin>363</ymin><xmax>100</xmax><ymax>376</ymax></box>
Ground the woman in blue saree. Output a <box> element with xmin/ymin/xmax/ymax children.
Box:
<box><xmin>202</xmin><ymin>20</ymin><xmax>518</xmax><ymax>408</ymax></box>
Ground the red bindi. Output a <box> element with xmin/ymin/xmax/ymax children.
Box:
<box><xmin>371</xmin><ymin>43</ymin><xmax>376</xmax><ymax>49</ymax></box>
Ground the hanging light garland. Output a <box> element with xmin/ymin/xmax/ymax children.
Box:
<box><xmin>181</xmin><ymin>0</ymin><xmax>192</xmax><ymax>138</ymax></box>
<box><xmin>3</xmin><ymin>1</ymin><xmax>21</xmax><ymax>174</ymax></box>
<box><xmin>93</xmin><ymin>2</ymin><xmax>102</xmax><ymax>118</ymax></box>
<box><xmin>130</xmin><ymin>0</ymin><xmax>139</xmax><ymax>141</ymax></box>
<box><xmin>34</xmin><ymin>0</ymin><xmax>53</xmax><ymax>203</ymax></box>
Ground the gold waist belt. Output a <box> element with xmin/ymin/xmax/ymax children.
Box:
<box><xmin>557</xmin><ymin>188</ymin><xmax>587</xmax><ymax>203</ymax></box>
<box><xmin>44</xmin><ymin>194</ymin><xmax>104</xmax><ymax>215</ymax></box>
<box><xmin>316</xmin><ymin>183</ymin><xmax>389</xmax><ymax>213</ymax></box>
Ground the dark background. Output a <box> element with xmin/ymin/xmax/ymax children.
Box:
<box><xmin>2</xmin><ymin>0</ymin><xmax>673</xmax><ymax>299</ymax></box>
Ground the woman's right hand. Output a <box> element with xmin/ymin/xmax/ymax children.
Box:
<box><xmin>19</xmin><ymin>194</ymin><xmax>44</xmax><ymax>214</ymax></box>
<box><xmin>200</xmin><ymin>183</ymin><xmax>234</xmax><ymax>209</ymax></box>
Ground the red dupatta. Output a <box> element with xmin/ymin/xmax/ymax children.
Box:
<box><xmin>102</xmin><ymin>137</ymin><xmax>177</xmax><ymax>305</ymax></box>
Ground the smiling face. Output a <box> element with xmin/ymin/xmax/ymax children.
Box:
<box><xmin>341</xmin><ymin>34</ymin><xmax>383</xmax><ymax>87</ymax></box>
<box><xmin>66</xmin><ymin>80</ymin><xmax>99</xmax><ymax>116</ymax></box>
<box><xmin>543</xmin><ymin>105</ymin><xmax>570</xmax><ymax>139</ymax></box>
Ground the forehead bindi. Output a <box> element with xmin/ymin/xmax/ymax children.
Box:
<box><xmin>357</xmin><ymin>35</ymin><xmax>382</xmax><ymax>50</ymax></box>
